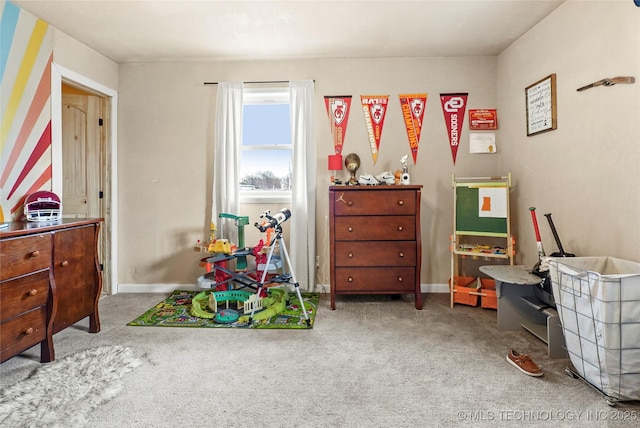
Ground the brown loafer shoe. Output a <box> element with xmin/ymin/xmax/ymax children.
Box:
<box><xmin>507</xmin><ymin>349</ymin><xmax>543</xmax><ymax>377</ymax></box>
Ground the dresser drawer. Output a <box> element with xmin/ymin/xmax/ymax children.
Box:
<box><xmin>0</xmin><ymin>306</ymin><xmax>47</xmax><ymax>363</ymax></box>
<box><xmin>0</xmin><ymin>270</ymin><xmax>50</xmax><ymax>321</ymax></box>
<box><xmin>334</xmin><ymin>267</ymin><xmax>415</xmax><ymax>292</ymax></box>
<box><xmin>334</xmin><ymin>216</ymin><xmax>415</xmax><ymax>241</ymax></box>
<box><xmin>0</xmin><ymin>234</ymin><xmax>52</xmax><ymax>281</ymax></box>
<box><xmin>333</xmin><ymin>189</ymin><xmax>416</xmax><ymax>216</ymax></box>
<box><xmin>334</xmin><ymin>241</ymin><xmax>416</xmax><ymax>267</ymax></box>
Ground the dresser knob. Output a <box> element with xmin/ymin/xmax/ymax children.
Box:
<box><xmin>347</xmin><ymin>201</ymin><xmax>353</xmax><ymax>206</ymax></box>
<box><xmin>398</xmin><ymin>276</ymin><xmax>404</xmax><ymax>282</ymax></box>
<box><xmin>399</xmin><ymin>252</ymin><xmax>404</xmax><ymax>257</ymax></box>
<box><xmin>348</xmin><ymin>252</ymin><xmax>354</xmax><ymax>258</ymax></box>
<box><xmin>27</xmin><ymin>289</ymin><xmax>38</xmax><ymax>296</ymax></box>
<box><xmin>397</xmin><ymin>226</ymin><xmax>403</xmax><ymax>231</ymax></box>
<box><xmin>24</xmin><ymin>327</ymin><xmax>34</xmax><ymax>335</ymax></box>
<box><xmin>60</xmin><ymin>260</ymin><xmax>69</xmax><ymax>267</ymax></box>
<box><xmin>29</xmin><ymin>250</ymin><xmax>40</xmax><ymax>258</ymax></box>
<box><xmin>398</xmin><ymin>200</ymin><xmax>404</xmax><ymax>206</ymax></box>
<box><xmin>348</xmin><ymin>277</ymin><xmax>353</xmax><ymax>282</ymax></box>
<box><xmin>348</xmin><ymin>227</ymin><xmax>353</xmax><ymax>232</ymax></box>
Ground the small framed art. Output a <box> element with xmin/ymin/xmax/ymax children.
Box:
<box><xmin>525</xmin><ymin>74</ymin><xmax>557</xmax><ymax>136</ymax></box>
<box><xmin>469</xmin><ymin>109</ymin><xmax>497</xmax><ymax>130</ymax></box>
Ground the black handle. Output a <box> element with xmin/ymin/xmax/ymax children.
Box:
<box><xmin>544</xmin><ymin>213</ymin><xmax>565</xmax><ymax>256</ymax></box>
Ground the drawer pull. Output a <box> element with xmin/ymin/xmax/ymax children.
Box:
<box><xmin>397</xmin><ymin>226</ymin><xmax>404</xmax><ymax>231</ymax></box>
<box><xmin>347</xmin><ymin>201</ymin><xmax>353</xmax><ymax>206</ymax></box>
<box><xmin>348</xmin><ymin>276</ymin><xmax>353</xmax><ymax>282</ymax></box>
<box><xmin>30</xmin><ymin>250</ymin><xmax>40</xmax><ymax>258</ymax></box>
<box><xmin>24</xmin><ymin>327</ymin><xmax>34</xmax><ymax>335</ymax></box>
<box><xmin>60</xmin><ymin>260</ymin><xmax>69</xmax><ymax>267</ymax></box>
<box><xmin>398</xmin><ymin>276</ymin><xmax>404</xmax><ymax>282</ymax></box>
<box><xmin>348</xmin><ymin>252</ymin><xmax>354</xmax><ymax>258</ymax></box>
<box><xmin>27</xmin><ymin>289</ymin><xmax>38</xmax><ymax>296</ymax></box>
<box><xmin>348</xmin><ymin>227</ymin><xmax>353</xmax><ymax>232</ymax></box>
<box><xmin>397</xmin><ymin>200</ymin><xmax>404</xmax><ymax>206</ymax></box>
<box><xmin>399</xmin><ymin>252</ymin><xmax>404</xmax><ymax>258</ymax></box>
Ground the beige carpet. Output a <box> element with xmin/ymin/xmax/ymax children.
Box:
<box><xmin>2</xmin><ymin>292</ymin><xmax>639</xmax><ymax>427</ymax></box>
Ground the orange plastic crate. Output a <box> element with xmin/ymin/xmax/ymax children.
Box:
<box><xmin>479</xmin><ymin>278</ymin><xmax>497</xmax><ymax>309</ymax></box>
<box><xmin>450</xmin><ymin>276</ymin><xmax>480</xmax><ymax>306</ymax></box>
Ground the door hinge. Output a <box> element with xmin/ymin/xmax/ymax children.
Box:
<box><xmin>99</xmin><ymin>191</ymin><xmax>104</xmax><ymax>199</ymax></box>
<box><xmin>98</xmin><ymin>118</ymin><xmax>103</xmax><ymax>126</ymax></box>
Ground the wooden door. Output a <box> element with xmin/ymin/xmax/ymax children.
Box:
<box><xmin>61</xmin><ymin>94</ymin><xmax>101</xmax><ymax>220</ymax></box>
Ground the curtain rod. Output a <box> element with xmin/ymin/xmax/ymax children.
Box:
<box><xmin>204</xmin><ymin>80</ymin><xmax>314</xmax><ymax>85</ymax></box>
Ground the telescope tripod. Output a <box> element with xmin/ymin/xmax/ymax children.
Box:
<box><xmin>249</xmin><ymin>225</ymin><xmax>311</xmax><ymax>327</ymax></box>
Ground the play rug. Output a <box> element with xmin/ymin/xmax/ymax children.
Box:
<box><xmin>127</xmin><ymin>289</ymin><xmax>318</xmax><ymax>329</ymax></box>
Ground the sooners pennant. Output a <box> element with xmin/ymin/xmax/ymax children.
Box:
<box><xmin>440</xmin><ymin>93</ymin><xmax>468</xmax><ymax>165</ymax></box>
<box><xmin>324</xmin><ymin>96</ymin><xmax>352</xmax><ymax>154</ymax></box>
<box><xmin>360</xmin><ymin>95</ymin><xmax>389</xmax><ymax>164</ymax></box>
<box><xmin>399</xmin><ymin>93</ymin><xmax>427</xmax><ymax>164</ymax></box>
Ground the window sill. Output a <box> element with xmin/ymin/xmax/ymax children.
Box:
<box><xmin>239</xmin><ymin>192</ymin><xmax>292</xmax><ymax>205</ymax></box>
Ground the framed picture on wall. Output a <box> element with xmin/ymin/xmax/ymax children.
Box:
<box><xmin>525</xmin><ymin>74</ymin><xmax>557</xmax><ymax>136</ymax></box>
<box><xmin>469</xmin><ymin>109</ymin><xmax>498</xmax><ymax>130</ymax></box>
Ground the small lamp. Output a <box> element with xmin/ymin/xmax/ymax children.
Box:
<box><xmin>328</xmin><ymin>154</ymin><xmax>343</xmax><ymax>185</ymax></box>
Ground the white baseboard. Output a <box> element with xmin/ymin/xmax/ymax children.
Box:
<box><xmin>422</xmin><ymin>283</ymin><xmax>449</xmax><ymax>293</ymax></box>
<box><xmin>117</xmin><ymin>283</ymin><xmax>198</xmax><ymax>293</ymax></box>
<box><xmin>116</xmin><ymin>283</ymin><xmax>449</xmax><ymax>294</ymax></box>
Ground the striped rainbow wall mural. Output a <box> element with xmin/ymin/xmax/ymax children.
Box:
<box><xmin>0</xmin><ymin>1</ymin><xmax>53</xmax><ymax>222</ymax></box>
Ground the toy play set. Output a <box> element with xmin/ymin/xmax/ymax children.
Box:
<box><xmin>193</xmin><ymin>208</ymin><xmax>311</xmax><ymax>327</ymax></box>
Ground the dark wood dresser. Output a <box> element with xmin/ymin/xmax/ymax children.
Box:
<box><xmin>329</xmin><ymin>185</ymin><xmax>423</xmax><ymax>310</ymax></box>
<box><xmin>0</xmin><ymin>219</ymin><xmax>103</xmax><ymax>363</ymax></box>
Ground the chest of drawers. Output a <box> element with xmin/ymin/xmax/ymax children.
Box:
<box><xmin>329</xmin><ymin>185</ymin><xmax>423</xmax><ymax>310</ymax></box>
<box><xmin>1</xmin><ymin>219</ymin><xmax>103</xmax><ymax>363</ymax></box>
<box><xmin>0</xmin><ymin>233</ymin><xmax>55</xmax><ymax>363</ymax></box>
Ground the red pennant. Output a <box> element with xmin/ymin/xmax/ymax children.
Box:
<box><xmin>440</xmin><ymin>93</ymin><xmax>468</xmax><ymax>165</ymax></box>
<box><xmin>360</xmin><ymin>95</ymin><xmax>389</xmax><ymax>164</ymax></box>
<box><xmin>324</xmin><ymin>96</ymin><xmax>352</xmax><ymax>154</ymax></box>
<box><xmin>399</xmin><ymin>94</ymin><xmax>427</xmax><ymax>164</ymax></box>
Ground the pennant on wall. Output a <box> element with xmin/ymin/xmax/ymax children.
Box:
<box><xmin>324</xmin><ymin>96</ymin><xmax>352</xmax><ymax>154</ymax></box>
<box><xmin>399</xmin><ymin>93</ymin><xmax>427</xmax><ymax>164</ymax></box>
<box><xmin>439</xmin><ymin>93</ymin><xmax>468</xmax><ymax>165</ymax></box>
<box><xmin>360</xmin><ymin>95</ymin><xmax>389</xmax><ymax>164</ymax></box>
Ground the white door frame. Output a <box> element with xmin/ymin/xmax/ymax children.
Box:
<box><xmin>51</xmin><ymin>63</ymin><xmax>119</xmax><ymax>295</ymax></box>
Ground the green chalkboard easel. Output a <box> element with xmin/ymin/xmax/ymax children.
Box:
<box><xmin>455</xmin><ymin>184</ymin><xmax>508</xmax><ymax>236</ymax></box>
<box><xmin>450</xmin><ymin>174</ymin><xmax>514</xmax><ymax>308</ymax></box>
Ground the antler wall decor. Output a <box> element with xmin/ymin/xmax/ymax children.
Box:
<box><xmin>577</xmin><ymin>76</ymin><xmax>635</xmax><ymax>92</ymax></box>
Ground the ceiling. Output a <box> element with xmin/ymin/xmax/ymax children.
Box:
<box><xmin>11</xmin><ymin>0</ymin><xmax>566</xmax><ymax>64</ymax></box>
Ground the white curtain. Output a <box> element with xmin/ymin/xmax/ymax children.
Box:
<box><xmin>289</xmin><ymin>80</ymin><xmax>316</xmax><ymax>291</ymax></box>
<box><xmin>212</xmin><ymin>82</ymin><xmax>243</xmax><ymax>242</ymax></box>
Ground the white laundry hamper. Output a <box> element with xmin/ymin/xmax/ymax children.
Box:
<box><xmin>547</xmin><ymin>257</ymin><xmax>640</xmax><ymax>403</ymax></box>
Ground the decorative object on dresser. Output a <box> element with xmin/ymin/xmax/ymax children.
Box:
<box><xmin>329</xmin><ymin>185</ymin><xmax>423</xmax><ymax>310</ymax></box>
<box><xmin>0</xmin><ymin>219</ymin><xmax>103</xmax><ymax>363</ymax></box>
<box><xmin>400</xmin><ymin>154</ymin><xmax>411</xmax><ymax>185</ymax></box>
<box><xmin>328</xmin><ymin>153</ymin><xmax>343</xmax><ymax>185</ymax></box>
<box><xmin>343</xmin><ymin>153</ymin><xmax>361</xmax><ymax>186</ymax></box>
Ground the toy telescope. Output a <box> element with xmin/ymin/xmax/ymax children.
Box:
<box><xmin>255</xmin><ymin>208</ymin><xmax>291</xmax><ymax>232</ymax></box>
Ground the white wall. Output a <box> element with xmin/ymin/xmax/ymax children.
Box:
<box><xmin>498</xmin><ymin>0</ymin><xmax>640</xmax><ymax>265</ymax></box>
<box><xmin>52</xmin><ymin>28</ymin><xmax>118</xmax><ymax>90</ymax></box>
<box><xmin>117</xmin><ymin>56</ymin><xmax>500</xmax><ymax>288</ymax></box>
<box><xmin>46</xmin><ymin>0</ymin><xmax>640</xmax><ymax>292</ymax></box>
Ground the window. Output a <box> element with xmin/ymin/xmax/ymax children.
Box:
<box><xmin>240</xmin><ymin>87</ymin><xmax>291</xmax><ymax>203</ymax></box>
